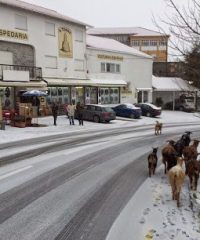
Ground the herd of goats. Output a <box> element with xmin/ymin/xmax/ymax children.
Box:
<box><xmin>148</xmin><ymin>121</ymin><xmax>200</xmax><ymax>207</ymax></box>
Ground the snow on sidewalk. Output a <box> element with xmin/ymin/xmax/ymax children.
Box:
<box><xmin>0</xmin><ymin>111</ymin><xmax>200</xmax><ymax>144</ymax></box>
<box><xmin>106</xmin><ymin>166</ymin><xmax>200</xmax><ymax>240</ymax></box>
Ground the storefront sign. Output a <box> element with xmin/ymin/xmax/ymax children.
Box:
<box><xmin>97</xmin><ymin>54</ymin><xmax>123</xmax><ymax>61</ymax></box>
<box><xmin>0</xmin><ymin>29</ymin><xmax>28</xmax><ymax>40</ymax></box>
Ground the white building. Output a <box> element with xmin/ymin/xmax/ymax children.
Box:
<box><xmin>0</xmin><ymin>0</ymin><xmax>89</xmax><ymax>109</ymax></box>
<box><xmin>86</xmin><ymin>35</ymin><xmax>153</xmax><ymax>104</ymax></box>
<box><xmin>0</xmin><ymin>0</ymin><xmax>153</xmax><ymax>113</ymax></box>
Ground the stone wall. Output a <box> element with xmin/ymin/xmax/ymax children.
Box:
<box><xmin>0</xmin><ymin>41</ymin><xmax>34</xmax><ymax>66</ymax></box>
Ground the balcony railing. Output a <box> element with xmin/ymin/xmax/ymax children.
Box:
<box><xmin>0</xmin><ymin>64</ymin><xmax>42</xmax><ymax>80</ymax></box>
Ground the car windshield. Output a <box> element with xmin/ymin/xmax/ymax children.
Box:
<box><xmin>144</xmin><ymin>103</ymin><xmax>161</xmax><ymax>109</ymax></box>
<box><xmin>125</xmin><ymin>104</ymin><xmax>139</xmax><ymax>109</ymax></box>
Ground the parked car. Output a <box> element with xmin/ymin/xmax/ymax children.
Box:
<box><xmin>164</xmin><ymin>98</ymin><xmax>195</xmax><ymax>112</ymax></box>
<box><xmin>80</xmin><ymin>104</ymin><xmax>116</xmax><ymax>123</ymax></box>
<box><xmin>134</xmin><ymin>103</ymin><xmax>162</xmax><ymax>117</ymax></box>
<box><xmin>112</xmin><ymin>103</ymin><xmax>141</xmax><ymax>119</ymax></box>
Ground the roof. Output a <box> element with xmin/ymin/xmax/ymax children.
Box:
<box><xmin>152</xmin><ymin>76</ymin><xmax>198</xmax><ymax>92</ymax></box>
<box><xmin>0</xmin><ymin>0</ymin><xmax>90</xmax><ymax>27</ymax></box>
<box><xmin>86</xmin><ymin>35</ymin><xmax>152</xmax><ymax>59</ymax></box>
<box><xmin>87</xmin><ymin>27</ymin><xmax>169</xmax><ymax>37</ymax></box>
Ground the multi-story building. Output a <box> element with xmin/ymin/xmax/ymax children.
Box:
<box><xmin>87</xmin><ymin>27</ymin><xmax>169</xmax><ymax>62</ymax></box>
<box><xmin>0</xmin><ymin>0</ymin><xmax>153</xmax><ymax>112</ymax></box>
<box><xmin>0</xmin><ymin>0</ymin><xmax>89</xmax><ymax>110</ymax></box>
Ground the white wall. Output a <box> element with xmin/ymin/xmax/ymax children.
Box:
<box><xmin>0</xmin><ymin>6</ymin><xmax>87</xmax><ymax>79</ymax></box>
<box><xmin>86</xmin><ymin>48</ymin><xmax>153</xmax><ymax>103</ymax></box>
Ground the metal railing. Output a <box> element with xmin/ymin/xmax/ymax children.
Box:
<box><xmin>0</xmin><ymin>64</ymin><xmax>42</xmax><ymax>80</ymax></box>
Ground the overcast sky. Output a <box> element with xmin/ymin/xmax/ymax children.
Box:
<box><xmin>22</xmin><ymin>0</ymin><xmax>189</xmax><ymax>31</ymax></box>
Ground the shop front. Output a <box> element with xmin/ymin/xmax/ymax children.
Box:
<box><xmin>44</xmin><ymin>78</ymin><xmax>126</xmax><ymax>107</ymax></box>
<box><xmin>0</xmin><ymin>80</ymin><xmax>47</xmax><ymax>126</ymax></box>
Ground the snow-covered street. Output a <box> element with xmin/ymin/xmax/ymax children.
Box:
<box><xmin>1</xmin><ymin>110</ymin><xmax>200</xmax><ymax>239</ymax></box>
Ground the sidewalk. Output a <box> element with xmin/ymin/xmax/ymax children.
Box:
<box><xmin>106</xmin><ymin>165</ymin><xmax>200</xmax><ymax>240</ymax></box>
<box><xmin>1</xmin><ymin>110</ymin><xmax>200</xmax><ymax>144</ymax></box>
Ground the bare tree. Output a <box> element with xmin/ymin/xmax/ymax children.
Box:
<box><xmin>153</xmin><ymin>0</ymin><xmax>200</xmax><ymax>59</ymax></box>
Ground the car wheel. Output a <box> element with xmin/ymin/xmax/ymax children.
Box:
<box><xmin>179</xmin><ymin>106</ymin><xmax>184</xmax><ymax>111</ymax></box>
<box><xmin>93</xmin><ymin>115</ymin><xmax>100</xmax><ymax>123</ymax></box>
<box><xmin>146</xmin><ymin>112</ymin><xmax>151</xmax><ymax>117</ymax></box>
<box><xmin>130</xmin><ymin>113</ymin><xmax>135</xmax><ymax>119</ymax></box>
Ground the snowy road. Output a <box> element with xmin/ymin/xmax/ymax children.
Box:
<box><xmin>0</xmin><ymin>111</ymin><xmax>200</xmax><ymax>239</ymax></box>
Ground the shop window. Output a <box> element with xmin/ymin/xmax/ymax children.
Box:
<box><xmin>15</xmin><ymin>14</ymin><xmax>27</xmax><ymax>31</ymax></box>
<box><xmin>58</xmin><ymin>88</ymin><xmax>62</xmax><ymax>96</ymax></box>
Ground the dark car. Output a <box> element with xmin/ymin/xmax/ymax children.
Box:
<box><xmin>81</xmin><ymin>104</ymin><xmax>116</xmax><ymax>123</ymax></box>
<box><xmin>112</xmin><ymin>103</ymin><xmax>141</xmax><ymax>119</ymax></box>
<box><xmin>134</xmin><ymin>103</ymin><xmax>162</xmax><ymax>117</ymax></box>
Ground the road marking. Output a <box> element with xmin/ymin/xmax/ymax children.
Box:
<box><xmin>0</xmin><ymin>166</ymin><xmax>32</xmax><ymax>180</ymax></box>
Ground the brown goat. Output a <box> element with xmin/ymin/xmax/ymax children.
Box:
<box><xmin>187</xmin><ymin>160</ymin><xmax>200</xmax><ymax>191</ymax></box>
<box><xmin>183</xmin><ymin>139</ymin><xmax>200</xmax><ymax>173</ymax></box>
<box><xmin>148</xmin><ymin>147</ymin><xmax>158</xmax><ymax>177</ymax></box>
<box><xmin>155</xmin><ymin>121</ymin><xmax>162</xmax><ymax>135</ymax></box>
<box><xmin>162</xmin><ymin>140</ymin><xmax>177</xmax><ymax>174</ymax></box>
<box><xmin>168</xmin><ymin>157</ymin><xmax>185</xmax><ymax>207</ymax></box>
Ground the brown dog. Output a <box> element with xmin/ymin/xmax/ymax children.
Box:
<box><xmin>155</xmin><ymin>121</ymin><xmax>162</xmax><ymax>135</ymax></box>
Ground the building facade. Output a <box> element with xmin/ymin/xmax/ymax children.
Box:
<box><xmin>86</xmin><ymin>35</ymin><xmax>153</xmax><ymax>104</ymax></box>
<box><xmin>87</xmin><ymin>27</ymin><xmax>169</xmax><ymax>63</ymax></box>
<box><xmin>0</xmin><ymin>0</ymin><xmax>89</xmax><ymax>111</ymax></box>
<box><xmin>0</xmin><ymin>0</ymin><xmax>153</xmax><ymax>113</ymax></box>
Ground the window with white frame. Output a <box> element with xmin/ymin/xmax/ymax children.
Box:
<box><xmin>15</xmin><ymin>14</ymin><xmax>27</xmax><ymax>31</ymax></box>
<box><xmin>75</xmin><ymin>30</ymin><xmax>84</xmax><ymax>42</ymax></box>
<box><xmin>131</xmin><ymin>40</ymin><xmax>140</xmax><ymax>46</ymax></box>
<box><xmin>116</xmin><ymin>64</ymin><xmax>120</xmax><ymax>73</ymax></box>
<box><xmin>101</xmin><ymin>62</ymin><xmax>121</xmax><ymax>73</ymax></box>
<box><xmin>149</xmin><ymin>40</ymin><xmax>157</xmax><ymax>46</ymax></box>
<box><xmin>45</xmin><ymin>56</ymin><xmax>57</xmax><ymax>69</ymax></box>
<box><xmin>159</xmin><ymin>40</ymin><xmax>167</xmax><ymax>46</ymax></box>
<box><xmin>141</xmin><ymin>40</ymin><xmax>150</xmax><ymax>46</ymax></box>
<box><xmin>45</xmin><ymin>22</ymin><xmax>55</xmax><ymax>36</ymax></box>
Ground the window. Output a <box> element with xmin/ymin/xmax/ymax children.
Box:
<box><xmin>116</xmin><ymin>64</ymin><xmax>120</xmax><ymax>73</ymax></box>
<box><xmin>106</xmin><ymin>63</ymin><xmax>111</xmax><ymax>72</ymax></box>
<box><xmin>159</xmin><ymin>40</ymin><xmax>167</xmax><ymax>46</ymax></box>
<box><xmin>141</xmin><ymin>40</ymin><xmax>150</xmax><ymax>46</ymax></box>
<box><xmin>75</xmin><ymin>30</ymin><xmax>83</xmax><ymax>42</ymax></box>
<box><xmin>132</xmin><ymin>40</ymin><xmax>140</xmax><ymax>46</ymax></box>
<box><xmin>101</xmin><ymin>62</ymin><xmax>121</xmax><ymax>73</ymax></box>
<box><xmin>45</xmin><ymin>22</ymin><xmax>55</xmax><ymax>36</ymax></box>
<box><xmin>45</xmin><ymin>56</ymin><xmax>57</xmax><ymax>69</ymax></box>
<box><xmin>149</xmin><ymin>40</ymin><xmax>157</xmax><ymax>46</ymax></box>
<box><xmin>15</xmin><ymin>14</ymin><xmax>27</xmax><ymax>30</ymax></box>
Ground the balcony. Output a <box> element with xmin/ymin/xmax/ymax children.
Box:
<box><xmin>0</xmin><ymin>64</ymin><xmax>42</xmax><ymax>80</ymax></box>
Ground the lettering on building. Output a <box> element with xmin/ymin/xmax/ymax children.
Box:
<box><xmin>97</xmin><ymin>54</ymin><xmax>123</xmax><ymax>61</ymax></box>
<box><xmin>0</xmin><ymin>29</ymin><xmax>28</xmax><ymax>40</ymax></box>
